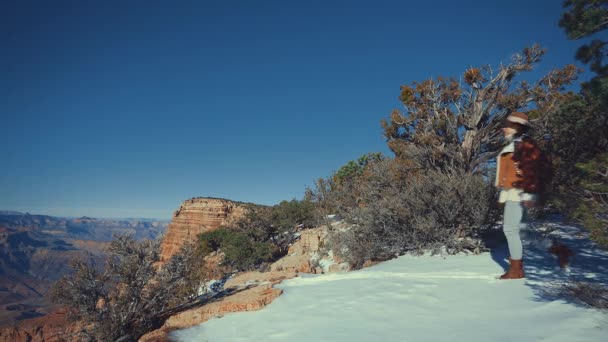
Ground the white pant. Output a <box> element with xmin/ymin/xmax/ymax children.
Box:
<box><xmin>503</xmin><ymin>201</ymin><xmax>525</xmax><ymax>260</ymax></box>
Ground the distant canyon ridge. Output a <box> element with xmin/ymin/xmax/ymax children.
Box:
<box><xmin>0</xmin><ymin>211</ymin><xmax>169</xmax><ymax>329</ymax></box>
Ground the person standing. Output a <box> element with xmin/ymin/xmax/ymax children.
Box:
<box><xmin>495</xmin><ymin>112</ymin><xmax>548</xmax><ymax>280</ymax></box>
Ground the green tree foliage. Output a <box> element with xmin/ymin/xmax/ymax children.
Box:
<box><xmin>199</xmin><ymin>228</ymin><xmax>276</xmax><ymax>271</ymax></box>
<box><xmin>235</xmin><ymin>200</ymin><xmax>316</xmax><ymax>253</ymax></box>
<box><xmin>559</xmin><ymin>0</ymin><xmax>607</xmax><ymax>138</ymax></box>
<box><xmin>334</xmin><ymin>153</ymin><xmax>384</xmax><ymax>184</ymax></box>
<box><xmin>572</xmin><ymin>166</ymin><xmax>608</xmax><ymax>247</ymax></box>
<box><xmin>560</xmin><ymin>0</ymin><xmax>608</xmax><ymax>76</ymax></box>
<box><xmin>199</xmin><ymin>199</ymin><xmax>316</xmax><ymax>271</ymax></box>
<box><xmin>553</xmin><ymin>0</ymin><xmax>608</xmax><ymax>247</ymax></box>
<box><xmin>268</xmin><ymin>199</ymin><xmax>316</xmax><ymax>234</ymax></box>
<box><xmin>50</xmin><ymin>235</ymin><xmax>208</xmax><ymax>341</ymax></box>
<box><xmin>306</xmin><ymin>154</ymin><xmax>387</xmax><ymax>224</ymax></box>
<box><xmin>547</xmin><ymin>92</ymin><xmax>607</xmax><ymax>191</ymax></box>
<box><xmin>553</xmin><ymin>147</ymin><xmax>608</xmax><ymax>248</ymax></box>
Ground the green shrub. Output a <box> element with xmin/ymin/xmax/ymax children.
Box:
<box><xmin>233</xmin><ymin>199</ymin><xmax>316</xmax><ymax>255</ymax></box>
<box><xmin>199</xmin><ymin>199</ymin><xmax>317</xmax><ymax>271</ymax></box>
<box><xmin>199</xmin><ymin>228</ymin><xmax>233</xmax><ymax>255</ymax></box>
<box><xmin>546</xmin><ymin>84</ymin><xmax>607</xmax><ymax>248</ymax></box>
<box><xmin>199</xmin><ymin>227</ymin><xmax>277</xmax><ymax>271</ymax></box>
<box><xmin>334</xmin><ymin>153</ymin><xmax>384</xmax><ymax>185</ymax></box>
<box><xmin>270</xmin><ymin>199</ymin><xmax>317</xmax><ymax>231</ymax></box>
<box><xmin>571</xmin><ymin>153</ymin><xmax>608</xmax><ymax>248</ymax></box>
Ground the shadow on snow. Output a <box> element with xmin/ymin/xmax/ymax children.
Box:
<box><xmin>488</xmin><ymin>213</ymin><xmax>608</xmax><ymax>309</ymax></box>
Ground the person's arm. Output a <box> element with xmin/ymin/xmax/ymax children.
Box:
<box><xmin>521</xmin><ymin>193</ymin><xmax>537</xmax><ymax>208</ymax></box>
<box><xmin>516</xmin><ymin>138</ymin><xmax>543</xmax><ymax>207</ymax></box>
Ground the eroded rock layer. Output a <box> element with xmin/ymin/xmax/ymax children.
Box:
<box><xmin>160</xmin><ymin>198</ymin><xmax>249</xmax><ymax>261</ymax></box>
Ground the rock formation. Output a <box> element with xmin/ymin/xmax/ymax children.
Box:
<box><xmin>270</xmin><ymin>225</ymin><xmax>351</xmax><ymax>274</ymax></box>
<box><xmin>0</xmin><ymin>309</ymin><xmax>82</xmax><ymax>342</ymax></box>
<box><xmin>159</xmin><ymin>198</ymin><xmax>250</xmax><ymax>261</ymax></box>
<box><xmin>139</xmin><ymin>270</ymin><xmax>297</xmax><ymax>341</ymax></box>
<box><xmin>141</xmin><ymin>223</ymin><xmax>351</xmax><ymax>341</ymax></box>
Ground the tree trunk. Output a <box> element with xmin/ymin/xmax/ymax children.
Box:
<box><xmin>462</xmin><ymin>130</ymin><xmax>476</xmax><ymax>171</ymax></box>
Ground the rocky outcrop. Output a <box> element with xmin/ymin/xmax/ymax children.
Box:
<box><xmin>0</xmin><ymin>309</ymin><xmax>82</xmax><ymax>342</ymax></box>
<box><xmin>141</xmin><ymin>223</ymin><xmax>351</xmax><ymax>341</ymax></box>
<box><xmin>160</xmin><ymin>198</ymin><xmax>250</xmax><ymax>261</ymax></box>
<box><xmin>139</xmin><ymin>270</ymin><xmax>297</xmax><ymax>341</ymax></box>
<box><xmin>270</xmin><ymin>225</ymin><xmax>351</xmax><ymax>274</ymax></box>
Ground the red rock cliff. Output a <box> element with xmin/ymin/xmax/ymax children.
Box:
<box><xmin>160</xmin><ymin>198</ymin><xmax>249</xmax><ymax>261</ymax></box>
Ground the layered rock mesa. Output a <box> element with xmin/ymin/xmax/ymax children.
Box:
<box><xmin>160</xmin><ymin>198</ymin><xmax>250</xmax><ymax>261</ymax></box>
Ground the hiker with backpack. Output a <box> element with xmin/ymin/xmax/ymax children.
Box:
<box><xmin>495</xmin><ymin>112</ymin><xmax>550</xmax><ymax>280</ymax></box>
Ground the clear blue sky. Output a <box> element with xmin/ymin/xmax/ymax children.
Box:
<box><xmin>0</xmin><ymin>0</ymin><xmax>589</xmax><ymax>219</ymax></box>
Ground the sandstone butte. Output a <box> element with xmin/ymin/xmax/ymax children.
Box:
<box><xmin>160</xmin><ymin>197</ymin><xmax>250</xmax><ymax>261</ymax></box>
<box><xmin>0</xmin><ymin>198</ymin><xmax>351</xmax><ymax>341</ymax></box>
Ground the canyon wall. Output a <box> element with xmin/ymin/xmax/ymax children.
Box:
<box><xmin>160</xmin><ymin>198</ymin><xmax>250</xmax><ymax>261</ymax></box>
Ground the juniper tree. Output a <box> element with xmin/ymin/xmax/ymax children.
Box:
<box><xmin>381</xmin><ymin>45</ymin><xmax>580</xmax><ymax>175</ymax></box>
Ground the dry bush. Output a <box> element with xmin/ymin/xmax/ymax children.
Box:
<box><xmin>50</xmin><ymin>235</ymin><xmax>208</xmax><ymax>342</ymax></box>
<box><xmin>314</xmin><ymin>157</ymin><xmax>497</xmax><ymax>268</ymax></box>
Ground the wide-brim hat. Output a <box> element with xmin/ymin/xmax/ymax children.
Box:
<box><xmin>506</xmin><ymin>112</ymin><xmax>529</xmax><ymax>126</ymax></box>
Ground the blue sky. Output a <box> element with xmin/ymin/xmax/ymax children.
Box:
<box><xmin>0</xmin><ymin>0</ymin><xmax>591</xmax><ymax>219</ymax></box>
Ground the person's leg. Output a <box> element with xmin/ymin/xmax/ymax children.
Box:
<box><xmin>503</xmin><ymin>201</ymin><xmax>524</xmax><ymax>260</ymax></box>
<box><xmin>500</xmin><ymin>201</ymin><xmax>525</xmax><ymax>279</ymax></box>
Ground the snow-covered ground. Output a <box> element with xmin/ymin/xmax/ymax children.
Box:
<box><xmin>173</xmin><ymin>218</ymin><xmax>608</xmax><ymax>342</ymax></box>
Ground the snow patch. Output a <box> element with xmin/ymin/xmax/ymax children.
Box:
<box><xmin>172</xmin><ymin>218</ymin><xmax>608</xmax><ymax>342</ymax></box>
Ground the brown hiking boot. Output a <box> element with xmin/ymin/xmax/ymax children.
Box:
<box><xmin>499</xmin><ymin>259</ymin><xmax>525</xmax><ymax>280</ymax></box>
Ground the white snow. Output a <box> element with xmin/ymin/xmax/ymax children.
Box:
<box><xmin>173</xmin><ymin>219</ymin><xmax>608</xmax><ymax>342</ymax></box>
<box><xmin>317</xmin><ymin>252</ymin><xmax>337</xmax><ymax>273</ymax></box>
